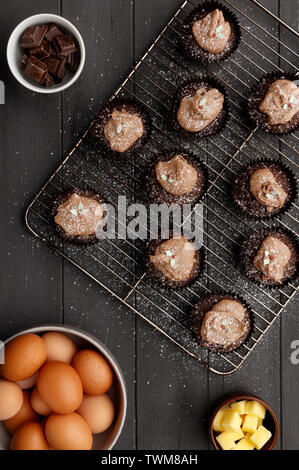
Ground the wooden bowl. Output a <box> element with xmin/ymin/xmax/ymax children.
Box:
<box><xmin>209</xmin><ymin>394</ymin><xmax>279</xmax><ymax>450</ymax></box>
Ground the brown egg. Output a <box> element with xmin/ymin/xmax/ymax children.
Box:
<box><xmin>77</xmin><ymin>394</ymin><xmax>115</xmax><ymax>434</ymax></box>
<box><xmin>0</xmin><ymin>380</ymin><xmax>23</xmax><ymax>420</ymax></box>
<box><xmin>42</xmin><ymin>332</ymin><xmax>78</xmax><ymax>364</ymax></box>
<box><xmin>0</xmin><ymin>334</ymin><xmax>47</xmax><ymax>381</ymax></box>
<box><xmin>37</xmin><ymin>361</ymin><xmax>83</xmax><ymax>414</ymax></box>
<box><xmin>4</xmin><ymin>390</ymin><xmax>39</xmax><ymax>434</ymax></box>
<box><xmin>45</xmin><ymin>412</ymin><xmax>93</xmax><ymax>450</ymax></box>
<box><xmin>31</xmin><ymin>387</ymin><xmax>52</xmax><ymax>416</ymax></box>
<box><xmin>15</xmin><ymin>371</ymin><xmax>38</xmax><ymax>390</ymax></box>
<box><xmin>72</xmin><ymin>349</ymin><xmax>113</xmax><ymax>395</ymax></box>
<box><xmin>10</xmin><ymin>422</ymin><xmax>49</xmax><ymax>450</ymax></box>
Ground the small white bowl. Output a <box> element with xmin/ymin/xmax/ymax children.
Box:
<box><xmin>7</xmin><ymin>13</ymin><xmax>86</xmax><ymax>93</ymax></box>
<box><xmin>0</xmin><ymin>325</ymin><xmax>127</xmax><ymax>450</ymax></box>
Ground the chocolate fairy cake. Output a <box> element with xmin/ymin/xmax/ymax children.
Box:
<box><xmin>53</xmin><ymin>189</ymin><xmax>106</xmax><ymax>244</ymax></box>
<box><xmin>232</xmin><ymin>159</ymin><xmax>297</xmax><ymax>219</ymax></box>
<box><xmin>248</xmin><ymin>73</ymin><xmax>299</xmax><ymax>135</ymax></box>
<box><xmin>91</xmin><ymin>97</ymin><xmax>152</xmax><ymax>156</ymax></box>
<box><xmin>146</xmin><ymin>149</ymin><xmax>208</xmax><ymax>206</ymax></box>
<box><xmin>191</xmin><ymin>293</ymin><xmax>252</xmax><ymax>353</ymax></box>
<box><xmin>240</xmin><ymin>228</ymin><xmax>298</xmax><ymax>288</ymax></box>
<box><xmin>180</xmin><ymin>1</ymin><xmax>241</xmax><ymax>63</ymax></box>
<box><xmin>147</xmin><ymin>234</ymin><xmax>203</xmax><ymax>288</ymax></box>
<box><xmin>171</xmin><ymin>76</ymin><xmax>228</xmax><ymax>138</ymax></box>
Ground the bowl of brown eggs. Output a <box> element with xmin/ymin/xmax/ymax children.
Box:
<box><xmin>0</xmin><ymin>325</ymin><xmax>127</xmax><ymax>450</ymax></box>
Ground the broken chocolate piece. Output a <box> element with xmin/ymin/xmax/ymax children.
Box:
<box><xmin>21</xmin><ymin>54</ymin><xmax>29</xmax><ymax>69</ymax></box>
<box><xmin>24</xmin><ymin>56</ymin><xmax>47</xmax><ymax>84</ymax></box>
<box><xmin>53</xmin><ymin>34</ymin><xmax>77</xmax><ymax>56</ymax></box>
<box><xmin>43</xmin><ymin>73</ymin><xmax>54</xmax><ymax>87</ymax></box>
<box><xmin>21</xmin><ymin>25</ymin><xmax>48</xmax><ymax>48</ymax></box>
<box><xmin>66</xmin><ymin>50</ymin><xmax>80</xmax><ymax>71</ymax></box>
<box><xmin>30</xmin><ymin>39</ymin><xmax>51</xmax><ymax>60</ymax></box>
<box><xmin>43</xmin><ymin>55</ymin><xmax>66</xmax><ymax>79</ymax></box>
<box><xmin>45</xmin><ymin>23</ymin><xmax>63</xmax><ymax>42</ymax></box>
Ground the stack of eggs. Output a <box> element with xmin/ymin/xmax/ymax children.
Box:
<box><xmin>0</xmin><ymin>332</ymin><xmax>115</xmax><ymax>450</ymax></box>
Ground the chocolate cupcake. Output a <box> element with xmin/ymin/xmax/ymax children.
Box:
<box><xmin>171</xmin><ymin>76</ymin><xmax>228</xmax><ymax>138</ymax></box>
<box><xmin>191</xmin><ymin>293</ymin><xmax>252</xmax><ymax>353</ymax></box>
<box><xmin>240</xmin><ymin>228</ymin><xmax>298</xmax><ymax>288</ymax></box>
<box><xmin>248</xmin><ymin>72</ymin><xmax>299</xmax><ymax>135</ymax></box>
<box><xmin>146</xmin><ymin>149</ymin><xmax>208</xmax><ymax>206</ymax></box>
<box><xmin>53</xmin><ymin>189</ymin><xmax>106</xmax><ymax>244</ymax></box>
<box><xmin>232</xmin><ymin>159</ymin><xmax>297</xmax><ymax>220</ymax></box>
<box><xmin>180</xmin><ymin>1</ymin><xmax>241</xmax><ymax>63</ymax></box>
<box><xmin>91</xmin><ymin>97</ymin><xmax>152</xmax><ymax>156</ymax></box>
<box><xmin>147</xmin><ymin>234</ymin><xmax>204</xmax><ymax>288</ymax></box>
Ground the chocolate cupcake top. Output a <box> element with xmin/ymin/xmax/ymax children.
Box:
<box><xmin>177</xmin><ymin>87</ymin><xmax>224</xmax><ymax>132</ymax></box>
<box><xmin>200</xmin><ymin>299</ymin><xmax>248</xmax><ymax>348</ymax></box>
<box><xmin>259</xmin><ymin>79</ymin><xmax>299</xmax><ymax>126</ymax></box>
<box><xmin>253</xmin><ymin>236</ymin><xmax>291</xmax><ymax>283</ymax></box>
<box><xmin>155</xmin><ymin>155</ymin><xmax>198</xmax><ymax>196</ymax></box>
<box><xmin>192</xmin><ymin>9</ymin><xmax>231</xmax><ymax>54</ymax></box>
<box><xmin>54</xmin><ymin>192</ymin><xmax>104</xmax><ymax>237</ymax></box>
<box><xmin>249</xmin><ymin>168</ymin><xmax>287</xmax><ymax>214</ymax></box>
<box><xmin>104</xmin><ymin>108</ymin><xmax>144</xmax><ymax>153</ymax></box>
<box><xmin>149</xmin><ymin>236</ymin><xmax>195</xmax><ymax>282</ymax></box>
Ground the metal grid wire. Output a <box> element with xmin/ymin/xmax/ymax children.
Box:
<box><xmin>25</xmin><ymin>0</ymin><xmax>299</xmax><ymax>374</ymax></box>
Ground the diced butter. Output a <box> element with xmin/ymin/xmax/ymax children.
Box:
<box><xmin>222</xmin><ymin>411</ymin><xmax>242</xmax><ymax>433</ymax></box>
<box><xmin>232</xmin><ymin>437</ymin><xmax>255</xmax><ymax>451</ymax></box>
<box><xmin>212</xmin><ymin>409</ymin><xmax>227</xmax><ymax>432</ymax></box>
<box><xmin>242</xmin><ymin>415</ymin><xmax>258</xmax><ymax>433</ymax></box>
<box><xmin>216</xmin><ymin>432</ymin><xmax>237</xmax><ymax>450</ymax></box>
<box><xmin>246</xmin><ymin>401</ymin><xmax>266</xmax><ymax>419</ymax></box>
<box><xmin>250</xmin><ymin>425</ymin><xmax>272</xmax><ymax>450</ymax></box>
<box><xmin>231</xmin><ymin>400</ymin><xmax>247</xmax><ymax>415</ymax></box>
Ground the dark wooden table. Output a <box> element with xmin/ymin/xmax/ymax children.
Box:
<box><xmin>0</xmin><ymin>0</ymin><xmax>298</xmax><ymax>450</ymax></box>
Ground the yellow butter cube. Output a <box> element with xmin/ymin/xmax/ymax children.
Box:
<box><xmin>212</xmin><ymin>409</ymin><xmax>227</xmax><ymax>432</ymax></box>
<box><xmin>230</xmin><ymin>429</ymin><xmax>245</xmax><ymax>440</ymax></box>
<box><xmin>250</xmin><ymin>425</ymin><xmax>272</xmax><ymax>450</ymax></box>
<box><xmin>246</xmin><ymin>401</ymin><xmax>266</xmax><ymax>419</ymax></box>
<box><xmin>216</xmin><ymin>432</ymin><xmax>236</xmax><ymax>450</ymax></box>
<box><xmin>231</xmin><ymin>400</ymin><xmax>247</xmax><ymax>415</ymax></box>
<box><xmin>242</xmin><ymin>415</ymin><xmax>258</xmax><ymax>433</ymax></box>
<box><xmin>222</xmin><ymin>411</ymin><xmax>242</xmax><ymax>433</ymax></box>
<box><xmin>232</xmin><ymin>437</ymin><xmax>255</xmax><ymax>450</ymax></box>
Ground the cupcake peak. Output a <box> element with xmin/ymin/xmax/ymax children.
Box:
<box><xmin>192</xmin><ymin>8</ymin><xmax>231</xmax><ymax>54</ymax></box>
<box><xmin>155</xmin><ymin>154</ymin><xmax>198</xmax><ymax>196</ymax></box>
<box><xmin>253</xmin><ymin>236</ymin><xmax>292</xmax><ymax>283</ymax></box>
<box><xmin>249</xmin><ymin>167</ymin><xmax>287</xmax><ymax>214</ymax></box>
<box><xmin>104</xmin><ymin>108</ymin><xmax>144</xmax><ymax>153</ymax></box>
<box><xmin>259</xmin><ymin>79</ymin><xmax>299</xmax><ymax>126</ymax></box>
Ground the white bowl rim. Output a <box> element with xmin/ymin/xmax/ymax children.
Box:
<box><xmin>7</xmin><ymin>13</ymin><xmax>86</xmax><ymax>94</ymax></box>
<box><xmin>3</xmin><ymin>324</ymin><xmax>127</xmax><ymax>450</ymax></box>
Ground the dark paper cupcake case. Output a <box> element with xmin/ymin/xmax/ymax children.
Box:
<box><xmin>240</xmin><ymin>226</ymin><xmax>299</xmax><ymax>290</ymax></box>
<box><xmin>170</xmin><ymin>75</ymin><xmax>229</xmax><ymax>138</ymax></box>
<box><xmin>180</xmin><ymin>0</ymin><xmax>242</xmax><ymax>63</ymax></box>
<box><xmin>247</xmin><ymin>71</ymin><xmax>299</xmax><ymax>136</ymax></box>
<box><xmin>190</xmin><ymin>291</ymin><xmax>255</xmax><ymax>354</ymax></box>
<box><xmin>52</xmin><ymin>188</ymin><xmax>107</xmax><ymax>245</ymax></box>
<box><xmin>146</xmin><ymin>147</ymin><xmax>209</xmax><ymax>206</ymax></box>
<box><xmin>146</xmin><ymin>234</ymin><xmax>206</xmax><ymax>289</ymax></box>
<box><xmin>232</xmin><ymin>157</ymin><xmax>298</xmax><ymax>221</ymax></box>
<box><xmin>90</xmin><ymin>97</ymin><xmax>153</xmax><ymax>157</ymax></box>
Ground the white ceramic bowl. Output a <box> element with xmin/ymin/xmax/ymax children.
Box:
<box><xmin>0</xmin><ymin>325</ymin><xmax>127</xmax><ymax>450</ymax></box>
<box><xmin>7</xmin><ymin>13</ymin><xmax>86</xmax><ymax>93</ymax></box>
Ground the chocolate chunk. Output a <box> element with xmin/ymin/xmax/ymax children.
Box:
<box><xmin>66</xmin><ymin>50</ymin><xmax>80</xmax><ymax>71</ymax></box>
<box><xmin>53</xmin><ymin>34</ymin><xmax>77</xmax><ymax>56</ymax></box>
<box><xmin>43</xmin><ymin>73</ymin><xmax>54</xmax><ymax>87</ymax></box>
<box><xmin>43</xmin><ymin>55</ymin><xmax>66</xmax><ymax>79</ymax></box>
<box><xmin>30</xmin><ymin>39</ymin><xmax>51</xmax><ymax>60</ymax></box>
<box><xmin>21</xmin><ymin>54</ymin><xmax>29</xmax><ymax>69</ymax></box>
<box><xmin>45</xmin><ymin>23</ymin><xmax>63</xmax><ymax>42</ymax></box>
<box><xmin>24</xmin><ymin>56</ymin><xmax>47</xmax><ymax>84</ymax></box>
<box><xmin>21</xmin><ymin>25</ymin><xmax>48</xmax><ymax>48</ymax></box>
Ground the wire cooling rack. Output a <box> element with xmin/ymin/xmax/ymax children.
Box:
<box><xmin>25</xmin><ymin>0</ymin><xmax>299</xmax><ymax>374</ymax></box>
